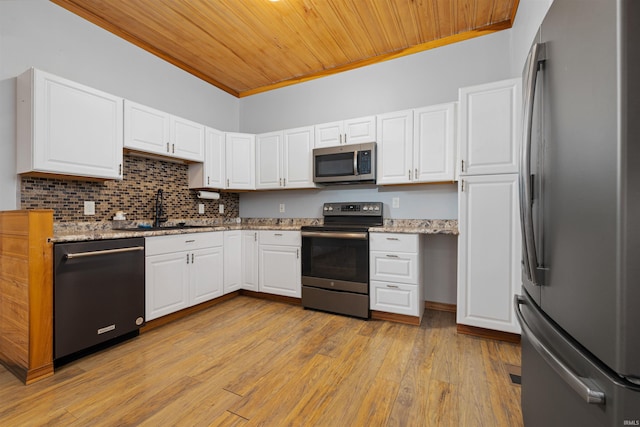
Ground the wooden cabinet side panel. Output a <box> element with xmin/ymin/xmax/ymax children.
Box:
<box><xmin>0</xmin><ymin>210</ymin><xmax>54</xmax><ymax>384</ymax></box>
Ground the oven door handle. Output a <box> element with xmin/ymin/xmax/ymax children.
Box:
<box><xmin>301</xmin><ymin>231</ymin><xmax>368</xmax><ymax>240</ymax></box>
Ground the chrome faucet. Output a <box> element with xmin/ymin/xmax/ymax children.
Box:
<box><xmin>153</xmin><ymin>189</ymin><xmax>168</xmax><ymax>228</ymax></box>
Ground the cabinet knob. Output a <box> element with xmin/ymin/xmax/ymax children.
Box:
<box><xmin>172</xmin><ymin>143</ymin><xmax>175</xmax><ymax>154</ymax></box>
<box><xmin>167</xmin><ymin>142</ymin><xmax>170</xmax><ymax>152</ymax></box>
<box><xmin>415</xmin><ymin>168</ymin><xmax>418</xmax><ymax>179</ymax></box>
<box><xmin>408</xmin><ymin>169</ymin><xmax>412</xmax><ymax>180</ymax></box>
<box><xmin>186</xmin><ymin>253</ymin><xmax>189</xmax><ymax>264</ymax></box>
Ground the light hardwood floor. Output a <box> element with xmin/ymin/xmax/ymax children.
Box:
<box><xmin>0</xmin><ymin>296</ymin><xmax>522</xmax><ymax>426</ymax></box>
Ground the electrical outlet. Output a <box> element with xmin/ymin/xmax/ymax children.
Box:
<box><xmin>392</xmin><ymin>197</ymin><xmax>400</xmax><ymax>209</ymax></box>
<box><xmin>279</xmin><ymin>203</ymin><xmax>285</xmax><ymax>213</ymax></box>
<box><xmin>198</xmin><ymin>203</ymin><xmax>205</xmax><ymax>214</ymax></box>
<box><xmin>219</xmin><ymin>204</ymin><xmax>224</xmax><ymax>214</ymax></box>
<box><xmin>84</xmin><ymin>201</ymin><xmax>95</xmax><ymax>215</ymax></box>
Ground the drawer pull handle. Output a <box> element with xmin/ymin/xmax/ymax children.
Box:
<box><xmin>185</xmin><ymin>239</ymin><xmax>196</xmax><ymax>243</ymax></box>
<box><xmin>386</xmin><ymin>254</ymin><xmax>399</xmax><ymax>258</ymax></box>
<box><xmin>274</xmin><ymin>233</ymin><xmax>283</xmax><ymax>236</ymax></box>
<box><xmin>386</xmin><ymin>285</ymin><xmax>399</xmax><ymax>289</ymax></box>
<box><xmin>386</xmin><ymin>237</ymin><xmax>399</xmax><ymax>241</ymax></box>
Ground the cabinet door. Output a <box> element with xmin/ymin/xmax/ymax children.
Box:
<box><xmin>414</xmin><ymin>103</ymin><xmax>456</xmax><ymax>182</ymax></box>
<box><xmin>18</xmin><ymin>69</ymin><xmax>123</xmax><ymax>180</ymax></box>
<box><xmin>226</xmin><ymin>132</ymin><xmax>255</xmax><ymax>190</ymax></box>
<box><xmin>259</xmin><ymin>245</ymin><xmax>301</xmax><ymax>297</ymax></box>
<box><xmin>314</xmin><ymin>121</ymin><xmax>343</xmax><ymax>148</ymax></box>
<box><xmin>344</xmin><ymin>116</ymin><xmax>376</xmax><ymax>145</ymax></box>
<box><xmin>376</xmin><ymin>110</ymin><xmax>414</xmax><ymax>185</ymax></box>
<box><xmin>283</xmin><ymin>126</ymin><xmax>315</xmax><ymax>189</ymax></box>
<box><xmin>255</xmin><ymin>131</ymin><xmax>283</xmax><ymax>189</ymax></box>
<box><xmin>459</xmin><ymin>78</ymin><xmax>522</xmax><ymax>176</ymax></box>
<box><xmin>171</xmin><ymin>116</ymin><xmax>204</xmax><ymax>162</ymax></box>
<box><xmin>145</xmin><ymin>252</ymin><xmax>189</xmax><ymax>321</ymax></box>
<box><xmin>223</xmin><ymin>231</ymin><xmax>242</xmax><ymax>294</ymax></box>
<box><xmin>457</xmin><ymin>174</ymin><xmax>522</xmax><ymax>333</ymax></box>
<box><xmin>241</xmin><ymin>231</ymin><xmax>259</xmax><ymax>291</ymax></box>
<box><xmin>205</xmin><ymin>127</ymin><xmax>225</xmax><ymax>188</ymax></box>
<box><xmin>190</xmin><ymin>246</ymin><xmax>224</xmax><ymax>305</ymax></box>
<box><xmin>124</xmin><ymin>100</ymin><xmax>170</xmax><ymax>156</ymax></box>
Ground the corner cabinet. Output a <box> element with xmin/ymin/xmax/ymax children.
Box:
<box><xmin>223</xmin><ymin>230</ymin><xmax>242</xmax><ymax>294</ymax></box>
<box><xmin>256</xmin><ymin>126</ymin><xmax>315</xmax><ymax>189</ymax></box>
<box><xmin>258</xmin><ymin>231</ymin><xmax>301</xmax><ymax>298</ymax></box>
<box><xmin>145</xmin><ymin>232</ymin><xmax>223</xmax><ymax>321</ymax></box>
<box><xmin>188</xmin><ymin>127</ymin><xmax>225</xmax><ymax>189</ymax></box>
<box><xmin>225</xmin><ymin>132</ymin><xmax>255</xmax><ymax>190</ymax></box>
<box><xmin>124</xmin><ymin>100</ymin><xmax>204</xmax><ymax>163</ymax></box>
<box><xmin>457</xmin><ymin>175</ymin><xmax>522</xmax><ymax>334</ymax></box>
<box><xmin>314</xmin><ymin>116</ymin><xmax>376</xmax><ymax>148</ymax></box>
<box><xmin>241</xmin><ymin>230</ymin><xmax>259</xmax><ymax>291</ymax></box>
<box><xmin>458</xmin><ymin>78</ymin><xmax>522</xmax><ymax>176</ymax></box>
<box><xmin>16</xmin><ymin>68</ymin><xmax>123</xmax><ymax>180</ymax></box>
<box><xmin>376</xmin><ymin>103</ymin><xmax>456</xmax><ymax>185</ymax></box>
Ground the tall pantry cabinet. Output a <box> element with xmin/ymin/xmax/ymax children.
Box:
<box><xmin>457</xmin><ymin>78</ymin><xmax>523</xmax><ymax>335</ymax></box>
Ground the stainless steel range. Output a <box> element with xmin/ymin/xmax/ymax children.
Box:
<box><xmin>301</xmin><ymin>202</ymin><xmax>383</xmax><ymax>319</ymax></box>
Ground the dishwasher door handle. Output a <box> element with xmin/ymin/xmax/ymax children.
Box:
<box><xmin>65</xmin><ymin>246</ymin><xmax>145</xmax><ymax>259</ymax></box>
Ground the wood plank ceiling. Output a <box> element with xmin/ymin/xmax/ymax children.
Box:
<box><xmin>51</xmin><ymin>0</ymin><xmax>520</xmax><ymax>98</ymax></box>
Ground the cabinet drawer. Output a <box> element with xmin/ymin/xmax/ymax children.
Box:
<box><xmin>370</xmin><ymin>251</ymin><xmax>418</xmax><ymax>284</ymax></box>
<box><xmin>369</xmin><ymin>233</ymin><xmax>419</xmax><ymax>253</ymax></box>
<box><xmin>370</xmin><ymin>280</ymin><xmax>420</xmax><ymax>316</ymax></box>
<box><xmin>258</xmin><ymin>230</ymin><xmax>300</xmax><ymax>246</ymax></box>
<box><xmin>146</xmin><ymin>232</ymin><xmax>223</xmax><ymax>256</ymax></box>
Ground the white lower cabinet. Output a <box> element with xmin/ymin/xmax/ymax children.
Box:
<box><xmin>370</xmin><ymin>233</ymin><xmax>424</xmax><ymax>321</ymax></box>
<box><xmin>258</xmin><ymin>231</ymin><xmax>301</xmax><ymax>298</ymax></box>
<box><xmin>241</xmin><ymin>230</ymin><xmax>259</xmax><ymax>291</ymax></box>
<box><xmin>457</xmin><ymin>174</ymin><xmax>522</xmax><ymax>334</ymax></box>
<box><xmin>145</xmin><ymin>232</ymin><xmax>223</xmax><ymax>321</ymax></box>
<box><xmin>223</xmin><ymin>230</ymin><xmax>242</xmax><ymax>294</ymax></box>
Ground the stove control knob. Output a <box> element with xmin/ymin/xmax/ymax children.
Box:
<box><xmin>374</xmin><ymin>206</ymin><xmax>380</xmax><ymax>211</ymax></box>
<box><xmin>328</xmin><ymin>206</ymin><xmax>333</xmax><ymax>211</ymax></box>
<box><xmin>323</xmin><ymin>206</ymin><xmax>329</xmax><ymax>211</ymax></box>
<box><xmin>363</xmin><ymin>206</ymin><xmax>369</xmax><ymax>211</ymax></box>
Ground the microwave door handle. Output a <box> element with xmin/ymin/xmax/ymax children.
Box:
<box><xmin>353</xmin><ymin>151</ymin><xmax>359</xmax><ymax>175</ymax></box>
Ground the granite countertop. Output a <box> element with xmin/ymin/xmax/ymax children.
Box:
<box><xmin>51</xmin><ymin>218</ymin><xmax>458</xmax><ymax>243</ymax></box>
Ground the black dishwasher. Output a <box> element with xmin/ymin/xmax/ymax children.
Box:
<box><xmin>54</xmin><ymin>238</ymin><xmax>145</xmax><ymax>360</ymax></box>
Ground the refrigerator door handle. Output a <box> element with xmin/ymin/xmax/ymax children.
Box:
<box><xmin>514</xmin><ymin>295</ymin><xmax>606</xmax><ymax>405</ymax></box>
<box><xmin>520</xmin><ymin>42</ymin><xmax>547</xmax><ymax>285</ymax></box>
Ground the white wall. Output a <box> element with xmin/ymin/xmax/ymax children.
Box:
<box><xmin>0</xmin><ymin>0</ymin><xmax>239</xmax><ymax>210</ymax></box>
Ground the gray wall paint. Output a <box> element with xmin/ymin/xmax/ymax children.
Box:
<box><xmin>0</xmin><ymin>0</ymin><xmax>239</xmax><ymax>210</ymax></box>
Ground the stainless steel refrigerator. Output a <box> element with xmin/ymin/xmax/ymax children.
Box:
<box><xmin>514</xmin><ymin>0</ymin><xmax>640</xmax><ymax>425</ymax></box>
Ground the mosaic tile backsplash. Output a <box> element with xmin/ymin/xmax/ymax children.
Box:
<box><xmin>21</xmin><ymin>155</ymin><xmax>239</xmax><ymax>223</ymax></box>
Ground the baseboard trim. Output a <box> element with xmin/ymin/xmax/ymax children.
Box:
<box><xmin>371</xmin><ymin>311</ymin><xmax>422</xmax><ymax>326</ymax></box>
<box><xmin>425</xmin><ymin>301</ymin><xmax>457</xmax><ymax>313</ymax></box>
<box><xmin>456</xmin><ymin>324</ymin><xmax>521</xmax><ymax>343</ymax></box>
<box><xmin>240</xmin><ymin>290</ymin><xmax>301</xmax><ymax>306</ymax></box>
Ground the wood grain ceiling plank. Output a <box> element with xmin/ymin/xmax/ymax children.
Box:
<box><xmin>50</xmin><ymin>0</ymin><xmax>519</xmax><ymax>97</ymax></box>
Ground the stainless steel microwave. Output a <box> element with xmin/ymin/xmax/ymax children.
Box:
<box><xmin>312</xmin><ymin>142</ymin><xmax>376</xmax><ymax>184</ymax></box>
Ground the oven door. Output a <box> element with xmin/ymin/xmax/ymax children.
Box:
<box><xmin>301</xmin><ymin>230</ymin><xmax>369</xmax><ymax>294</ymax></box>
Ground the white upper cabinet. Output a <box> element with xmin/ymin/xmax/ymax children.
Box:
<box><xmin>458</xmin><ymin>78</ymin><xmax>522</xmax><ymax>176</ymax></box>
<box><xmin>225</xmin><ymin>132</ymin><xmax>255</xmax><ymax>190</ymax></box>
<box><xmin>413</xmin><ymin>103</ymin><xmax>457</xmax><ymax>182</ymax></box>
<box><xmin>124</xmin><ymin>100</ymin><xmax>204</xmax><ymax>162</ymax></box>
<box><xmin>255</xmin><ymin>131</ymin><xmax>283</xmax><ymax>189</ymax></box>
<box><xmin>314</xmin><ymin>115</ymin><xmax>376</xmax><ymax>148</ymax></box>
<box><xmin>16</xmin><ymin>68</ymin><xmax>124</xmax><ymax>180</ymax></box>
<box><xmin>188</xmin><ymin>127</ymin><xmax>225</xmax><ymax>189</ymax></box>
<box><xmin>256</xmin><ymin>126</ymin><xmax>315</xmax><ymax>190</ymax></box>
<box><xmin>377</xmin><ymin>103</ymin><xmax>457</xmax><ymax>185</ymax></box>
<box><xmin>376</xmin><ymin>110</ymin><xmax>414</xmax><ymax>184</ymax></box>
